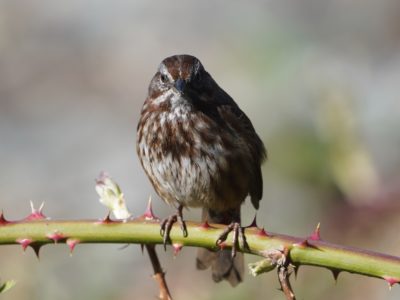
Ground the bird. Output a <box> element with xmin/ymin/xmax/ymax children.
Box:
<box><xmin>136</xmin><ymin>54</ymin><xmax>266</xmax><ymax>286</ymax></box>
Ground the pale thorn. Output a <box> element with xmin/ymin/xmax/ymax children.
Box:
<box><xmin>29</xmin><ymin>200</ymin><xmax>34</xmax><ymax>212</ymax></box>
<box><xmin>29</xmin><ymin>201</ymin><xmax>45</xmax><ymax>213</ymax></box>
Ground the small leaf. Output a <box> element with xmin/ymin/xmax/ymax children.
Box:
<box><xmin>248</xmin><ymin>259</ymin><xmax>276</xmax><ymax>276</ymax></box>
<box><xmin>0</xmin><ymin>280</ymin><xmax>16</xmax><ymax>294</ymax></box>
<box><xmin>95</xmin><ymin>172</ymin><xmax>131</xmax><ymax>220</ymax></box>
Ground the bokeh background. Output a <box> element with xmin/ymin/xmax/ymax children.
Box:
<box><xmin>1</xmin><ymin>1</ymin><xmax>400</xmax><ymax>299</ymax></box>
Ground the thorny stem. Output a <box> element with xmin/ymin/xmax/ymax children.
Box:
<box><xmin>278</xmin><ymin>266</ymin><xmax>296</xmax><ymax>300</ymax></box>
<box><xmin>0</xmin><ymin>217</ymin><xmax>400</xmax><ymax>291</ymax></box>
<box><xmin>277</xmin><ymin>247</ymin><xmax>296</xmax><ymax>300</ymax></box>
<box><xmin>145</xmin><ymin>244</ymin><xmax>172</xmax><ymax>300</ymax></box>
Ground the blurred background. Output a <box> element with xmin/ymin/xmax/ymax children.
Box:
<box><xmin>1</xmin><ymin>1</ymin><xmax>400</xmax><ymax>299</ymax></box>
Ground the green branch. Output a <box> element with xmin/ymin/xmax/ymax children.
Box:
<box><xmin>0</xmin><ymin>214</ymin><xmax>399</xmax><ymax>287</ymax></box>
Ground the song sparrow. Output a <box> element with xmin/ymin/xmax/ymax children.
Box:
<box><xmin>136</xmin><ymin>55</ymin><xmax>266</xmax><ymax>286</ymax></box>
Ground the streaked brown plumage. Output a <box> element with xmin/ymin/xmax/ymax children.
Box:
<box><xmin>136</xmin><ymin>54</ymin><xmax>266</xmax><ymax>286</ymax></box>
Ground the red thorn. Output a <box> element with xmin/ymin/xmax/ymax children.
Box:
<box><xmin>96</xmin><ymin>211</ymin><xmax>116</xmax><ymax>224</ymax></box>
<box><xmin>141</xmin><ymin>196</ymin><xmax>159</xmax><ymax>221</ymax></box>
<box><xmin>309</xmin><ymin>223</ymin><xmax>321</xmax><ymax>241</ymax></box>
<box><xmin>172</xmin><ymin>243</ymin><xmax>183</xmax><ymax>256</ymax></box>
<box><xmin>293</xmin><ymin>239</ymin><xmax>309</xmax><ymax>248</ymax></box>
<box><xmin>199</xmin><ymin>219</ymin><xmax>212</xmax><ymax>230</ymax></box>
<box><xmin>293</xmin><ymin>238</ymin><xmax>319</xmax><ymax>249</ymax></box>
<box><xmin>17</xmin><ymin>238</ymin><xmax>33</xmax><ymax>251</ymax></box>
<box><xmin>383</xmin><ymin>276</ymin><xmax>400</xmax><ymax>289</ymax></box>
<box><xmin>331</xmin><ymin>269</ymin><xmax>341</xmax><ymax>282</ymax></box>
<box><xmin>46</xmin><ymin>231</ymin><xmax>65</xmax><ymax>243</ymax></box>
<box><xmin>25</xmin><ymin>201</ymin><xmax>46</xmax><ymax>221</ymax></box>
<box><xmin>0</xmin><ymin>210</ymin><xmax>11</xmax><ymax>225</ymax></box>
<box><xmin>247</xmin><ymin>214</ymin><xmax>258</xmax><ymax>228</ymax></box>
<box><xmin>218</xmin><ymin>241</ymin><xmax>227</xmax><ymax>250</ymax></box>
<box><xmin>66</xmin><ymin>238</ymin><xmax>80</xmax><ymax>254</ymax></box>
<box><xmin>257</xmin><ymin>227</ymin><xmax>269</xmax><ymax>237</ymax></box>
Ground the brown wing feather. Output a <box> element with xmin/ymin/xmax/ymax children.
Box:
<box><xmin>217</xmin><ymin>102</ymin><xmax>267</xmax><ymax>209</ymax></box>
<box><xmin>186</xmin><ymin>72</ymin><xmax>267</xmax><ymax>209</ymax></box>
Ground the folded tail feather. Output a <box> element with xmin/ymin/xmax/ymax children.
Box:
<box><xmin>196</xmin><ymin>208</ymin><xmax>244</xmax><ymax>287</ymax></box>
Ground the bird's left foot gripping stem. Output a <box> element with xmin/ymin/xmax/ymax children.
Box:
<box><xmin>216</xmin><ymin>222</ymin><xmax>249</xmax><ymax>258</ymax></box>
<box><xmin>160</xmin><ymin>205</ymin><xmax>188</xmax><ymax>250</ymax></box>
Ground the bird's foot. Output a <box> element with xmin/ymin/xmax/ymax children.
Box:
<box><xmin>160</xmin><ymin>205</ymin><xmax>187</xmax><ymax>250</ymax></box>
<box><xmin>216</xmin><ymin>222</ymin><xmax>249</xmax><ymax>258</ymax></box>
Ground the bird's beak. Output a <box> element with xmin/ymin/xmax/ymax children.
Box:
<box><xmin>174</xmin><ymin>78</ymin><xmax>186</xmax><ymax>94</ymax></box>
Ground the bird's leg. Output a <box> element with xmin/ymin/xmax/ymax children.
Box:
<box><xmin>160</xmin><ymin>204</ymin><xmax>188</xmax><ymax>250</ymax></box>
<box><xmin>216</xmin><ymin>222</ymin><xmax>249</xmax><ymax>258</ymax></box>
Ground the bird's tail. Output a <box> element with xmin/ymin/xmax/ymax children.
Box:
<box><xmin>196</xmin><ymin>208</ymin><xmax>244</xmax><ymax>287</ymax></box>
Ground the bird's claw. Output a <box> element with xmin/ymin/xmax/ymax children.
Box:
<box><xmin>160</xmin><ymin>205</ymin><xmax>187</xmax><ymax>250</ymax></box>
<box><xmin>216</xmin><ymin>222</ymin><xmax>248</xmax><ymax>258</ymax></box>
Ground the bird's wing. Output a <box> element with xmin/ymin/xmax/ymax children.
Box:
<box><xmin>215</xmin><ymin>91</ymin><xmax>267</xmax><ymax>209</ymax></box>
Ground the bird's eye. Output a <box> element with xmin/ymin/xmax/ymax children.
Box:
<box><xmin>160</xmin><ymin>74</ymin><xmax>168</xmax><ymax>83</ymax></box>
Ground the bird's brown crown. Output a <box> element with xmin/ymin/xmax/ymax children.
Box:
<box><xmin>160</xmin><ymin>54</ymin><xmax>203</xmax><ymax>81</ymax></box>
